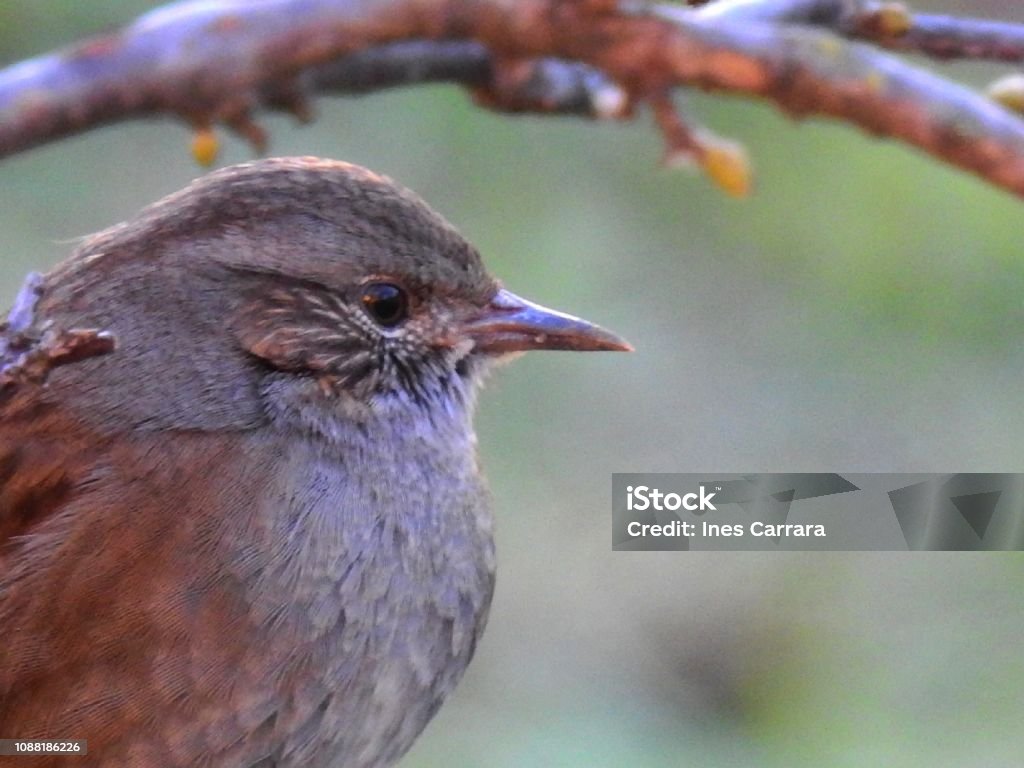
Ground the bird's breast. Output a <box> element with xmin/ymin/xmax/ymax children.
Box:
<box><xmin>224</xmin><ymin>412</ymin><xmax>495</xmax><ymax>767</ymax></box>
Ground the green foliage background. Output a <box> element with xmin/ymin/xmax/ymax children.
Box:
<box><xmin>2</xmin><ymin>2</ymin><xmax>1022</xmax><ymax>765</ymax></box>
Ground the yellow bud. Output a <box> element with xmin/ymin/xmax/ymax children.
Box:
<box><xmin>875</xmin><ymin>3</ymin><xmax>912</xmax><ymax>37</ymax></box>
<box><xmin>191</xmin><ymin>128</ymin><xmax>220</xmax><ymax>167</ymax></box>
<box><xmin>701</xmin><ymin>138</ymin><xmax>752</xmax><ymax>199</ymax></box>
<box><xmin>987</xmin><ymin>74</ymin><xmax>1024</xmax><ymax>115</ymax></box>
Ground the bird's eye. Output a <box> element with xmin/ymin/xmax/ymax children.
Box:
<box><xmin>361</xmin><ymin>282</ymin><xmax>409</xmax><ymax>327</ymax></box>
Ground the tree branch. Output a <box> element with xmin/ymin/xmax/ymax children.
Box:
<box><xmin>693</xmin><ymin>0</ymin><xmax>848</xmax><ymax>24</ymax></box>
<box><xmin>3</xmin><ymin>0</ymin><xmax>1024</xmax><ymax>197</ymax></box>
<box><xmin>699</xmin><ymin>0</ymin><xmax>1024</xmax><ymax>62</ymax></box>
<box><xmin>855</xmin><ymin>9</ymin><xmax>1024</xmax><ymax>63</ymax></box>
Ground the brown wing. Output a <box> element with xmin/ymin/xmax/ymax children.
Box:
<box><xmin>0</xmin><ymin>375</ymin><xmax>297</xmax><ymax>767</ymax></box>
<box><xmin>0</xmin><ymin>282</ymin><xmax>117</xmax><ymax>547</ymax></box>
<box><xmin>0</xmin><ymin>395</ymin><xmax>97</xmax><ymax>552</ymax></box>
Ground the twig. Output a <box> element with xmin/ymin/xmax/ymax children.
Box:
<box><xmin>855</xmin><ymin>8</ymin><xmax>1024</xmax><ymax>62</ymax></box>
<box><xmin>696</xmin><ymin>0</ymin><xmax>1024</xmax><ymax>63</ymax></box>
<box><xmin>0</xmin><ymin>272</ymin><xmax>117</xmax><ymax>396</ymax></box>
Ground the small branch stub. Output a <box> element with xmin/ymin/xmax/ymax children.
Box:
<box><xmin>0</xmin><ymin>327</ymin><xmax>117</xmax><ymax>396</ymax></box>
<box><xmin>652</xmin><ymin>94</ymin><xmax>752</xmax><ymax>198</ymax></box>
<box><xmin>1</xmin><ymin>273</ymin><xmax>117</xmax><ymax>396</ymax></box>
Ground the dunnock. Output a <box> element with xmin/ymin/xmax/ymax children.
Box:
<box><xmin>0</xmin><ymin>157</ymin><xmax>628</xmax><ymax>767</ymax></box>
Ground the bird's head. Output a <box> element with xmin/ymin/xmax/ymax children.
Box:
<box><xmin>44</xmin><ymin>157</ymin><xmax>629</xmax><ymax>430</ymax></box>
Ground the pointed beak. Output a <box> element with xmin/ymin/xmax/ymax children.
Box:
<box><xmin>462</xmin><ymin>288</ymin><xmax>633</xmax><ymax>355</ymax></box>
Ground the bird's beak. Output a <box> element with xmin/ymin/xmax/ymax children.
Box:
<box><xmin>462</xmin><ymin>288</ymin><xmax>632</xmax><ymax>355</ymax></box>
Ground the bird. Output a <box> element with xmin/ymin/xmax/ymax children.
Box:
<box><xmin>0</xmin><ymin>157</ymin><xmax>629</xmax><ymax>767</ymax></box>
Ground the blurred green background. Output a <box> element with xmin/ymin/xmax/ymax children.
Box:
<box><xmin>2</xmin><ymin>1</ymin><xmax>1023</xmax><ymax>765</ymax></box>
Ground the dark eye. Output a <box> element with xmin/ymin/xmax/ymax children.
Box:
<box><xmin>361</xmin><ymin>282</ymin><xmax>409</xmax><ymax>327</ymax></box>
